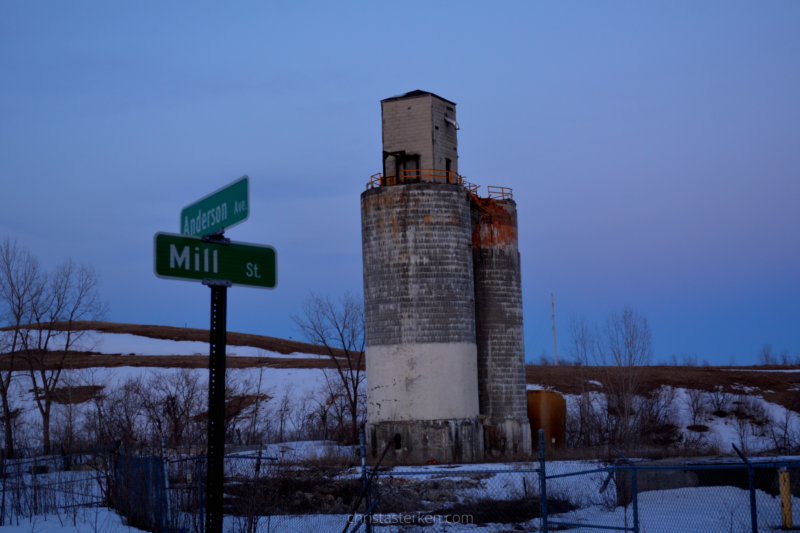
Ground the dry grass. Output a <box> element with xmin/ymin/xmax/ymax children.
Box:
<box><xmin>1</xmin><ymin>320</ymin><xmax>349</xmax><ymax>358</ymax></box>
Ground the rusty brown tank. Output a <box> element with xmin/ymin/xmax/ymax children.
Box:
<box><xmin>526</xmin><ymin>390</ymin><xmax>566</xmax><ymax>448</ymax></box>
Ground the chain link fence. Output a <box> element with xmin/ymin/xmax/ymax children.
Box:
<box><xmin>0</xmin><ymin>436</ymin><xmax>798</xmax><ymax>533</ymax></box>
<box><xmin>541</xmin><ymin>448</ymin><xmax>800</xmax><ymax>532</ymax></box>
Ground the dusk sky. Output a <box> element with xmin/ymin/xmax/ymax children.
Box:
<box><xmin>1</xmin><ymin>2</ymin><xmax>798</xmax><ymax>365</ymax></box>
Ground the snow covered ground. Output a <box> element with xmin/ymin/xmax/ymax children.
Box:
<box><xmin>548</xmin><ymin>485</ymin><xmax>799</xmax><ymax>533</ymax></box>
<box><xmin>7</xmin><ymin>365</ymin><xmax>328</xmax><ymax>420</ymax></box>
<box><xmin>2</xmin><ymin>449</ymin><xmax>799</xmax><ymax>533</ymax></box>
<box><xmin>723</xmin><ymin>368</ymin><xmax>800</xmax><ymax>373</ymax></box>
<box><xmin>528</xmin><ymin>382</ymin><xmax>800</xmax><ymax>454</ymax></box>
<box><xmin>0</xmin><ymin>509</ymin><xmax>146</xmax><ymax>533</ymax></box>
<box><xmin>51</xmin><ymin>331</ymin><xmax>320</xmax><ymax>358</ymax></box>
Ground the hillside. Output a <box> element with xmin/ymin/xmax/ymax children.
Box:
<box><xmin>3</xmin><ymin>321</ymin><xmax>798</xmax><ymax>412</ymax></box>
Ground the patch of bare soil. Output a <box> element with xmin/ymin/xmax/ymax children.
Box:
<box><xmin>0</xmin><ymin>351</ymin><xmax>341</xmax><ymax>371</ymax></box>
<box><xmin>1</xmin><ymin>321</ymin><xmax>347</xmax><ymax>358</ymax></box>
<box><xmin>194</xmin><ymin>394</ymin><xmax>272</xmax><ymax>422</ymax></box>
<box><xmin>52</xmin><ymin>385</ymin><xmax>105</xmax><ymax>404</ymax></box>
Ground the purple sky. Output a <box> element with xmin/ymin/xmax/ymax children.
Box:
<box><xmin>1</xmin><ymin>2</ymin><xmax>798</xmax><ymax>365</ymax></box>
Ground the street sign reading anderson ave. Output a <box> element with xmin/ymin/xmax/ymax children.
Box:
<box><xmin>181</xmin><ymin>175</ymin><xmax>249</xmax><ymax>236</ymax></box>
<box><xmin>154</xmin><ymin>232</ymin><xmax>276</xmax><ymax>289</ymax></box>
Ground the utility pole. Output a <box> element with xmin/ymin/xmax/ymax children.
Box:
<box><xmin>551</xmin><ymin>293</ymin><xmax>558</xmax><ymax>366</ymax></box>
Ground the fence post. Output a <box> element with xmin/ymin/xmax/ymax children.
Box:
<box><xmin>611</xmin><ymin>446</ymin><xmax>639</xmax><ymax>533</ymax></box>
<box><xmin>538</xmin><ymin>429</ymin><xmax>548</xmax><ymax>533</ymax></box>
<box><xmin>161</xmin><ymin>438</ymin><xmax>172</xmax><ymax>532</ymax></box>
<box><xmin>779</xmin><ymin>467</ymin><xmax>792</xmax><ymax>530</ymax></box>
<box><xmin>732</xmin><ymin>444</ymin><xmax>757</xmax><ymax>533</ymax></box>
<box><xmin>0</xmin><ymin>448</ymin><xmax>5</xmax><ymax>526</ymax></box>
<box><xmin>359</xmin><ymin>429</ymin><xmax>373</xmax><ymax>533</ymax></box>
<box><xmin>631</xmin><ymin>463</ymin><xmax>639</xmax><ymax>533</ymax></box>
<box><xmin>197</xmin><ymin>458</ymin><xmax>205</xmax><ymax>533</ymax></box>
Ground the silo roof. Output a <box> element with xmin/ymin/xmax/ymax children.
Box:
<box><xmin>381</xmin><ymin>90</ymin><xmax>456</xmax><ymax>106</ymax></box>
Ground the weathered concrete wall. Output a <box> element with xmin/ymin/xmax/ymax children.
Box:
<box><xmin>366</xmin><ymin>342</ymin><xmax>479</xmax><ymax>422</ymax></box>
<box><xmin>471</xmin><ymin>199</ymin><xmax>531</xmax><ymax>456</ymax></box>
<box><xmin>368</xmin><ymin>418</ymin><xmax>482</xmax><ymax>464</ymax></box>
<box><xmin>381</xmin><ymin>92</ymin><xmax>458</xmax><ymax>178</ymax></box>
<box><xmin>361</xmin><ymin>182</ymin><xmax>481</xmax><ymax>463</ymax></box>
<box><xmin>382</xmin><ymin>94</ymin><xmax>433</xmax><ymax>174</ymax></box>
<box><xmin>361</xmin><ymin>183</ymin><xmax>476</xmax><ymax>347</ymax></box>
<box><xmin>430</xmin><ymin>96</ymin><xmax>458</xmax><ymax>174</ymax></box>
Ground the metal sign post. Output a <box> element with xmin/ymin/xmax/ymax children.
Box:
<box><xmin>153</xmin><ymin>176</ymin><xmax>276</xmax><ymax>533</ymax></box>
<box><xmin>205</xmin><ymin>278</ymin><xmax>229</xmax><ymax>533</ymax></box>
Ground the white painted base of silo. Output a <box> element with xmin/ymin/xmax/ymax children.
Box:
<box><xmin>483</xmin><ymin>417</ymin><xmax>532</xmax><ymax>457</ymax></box>
<box><xmin>367</xmin><ymin>417</ymin><xmax>484</xmax><ymax>464</ymax></box>
<box><xmin>366</xmin><ymin>342</ymin><xmax>480</xmax><ymax>423</ymax></box>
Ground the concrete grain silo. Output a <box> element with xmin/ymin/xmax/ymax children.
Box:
<box><xmin>472</xmin><ymin>199</ymin><xmax>532</xmax><ymax>456</ymax></box>
<box><xmin>362</xmin><ymin>91</ymin><xmax>529</xmax><ymax>464</ymax></box>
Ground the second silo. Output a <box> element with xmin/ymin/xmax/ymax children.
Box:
<box><xmin>472</xmin><ymin>198</ymin><xmax>532</xmax><ymax>456</ymax></box>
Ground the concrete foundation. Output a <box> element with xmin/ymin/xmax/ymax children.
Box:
<box><xmin>482</xmin><ymin>417</ymin><xmax>532</xmax><ymax>457</ymax></box>
<box><xmin>367</xmin><ymin>418</ymin><xmax>483</xmax><ymax>464</ymax></box>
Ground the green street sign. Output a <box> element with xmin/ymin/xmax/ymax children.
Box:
<box><xmin>181</xmin><ymin>176</ymin><xmax>249</xmax><ymax>236</ymax></box>
<box><xmin>154</xmin><ymin>232</ymin><xmax>277</xmax><ymax>289</ymax></box>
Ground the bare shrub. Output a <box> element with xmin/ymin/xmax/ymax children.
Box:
<box><xmin>634</xmin><ymin>386</ymin><xmax>681</xmax><ymax>447</ymax></box>
<box><xmin>100</xmin><ymin>376</ymin><xmax>147</xmax><ymax>447</ymax></box>
<box><xmin>680</xmin><ymin>353</ymin><xmax>698</xmax><ymax>367</ymax></box>
<box><xmin>139</xmin><ymin>369</ymin><xmax>205</xmax><ymax>448</ymax></box>
<box><xmin>769</xmin><ymin>406</ymin><xmax>799</xmax><ymax>454</ymax></box>
<box><xmin>733</xmin><ymin>415</ymin><xmax>751</xmax><ymax>453</ymax></box>
<box><xmin>685</xmin><ymin>389</ymin><xmax>707</xmax><ymax>426</ymax></box>
<box><xmin>705</xmin><ymin>386</ymin><xmax>731</xmax><ymax>417</ymax></box>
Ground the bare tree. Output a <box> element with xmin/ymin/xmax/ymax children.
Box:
<box><xmin>100</xmin><ymin>377</ymin><xmax>146</xmax><ymax>447</ymax></box>
<box><xmin>293</xmin><ymin>291</ymin><xmax>365</xmax><ymax>444</ymax></box>
<box><xmin>77</xmin><ymin>367</ymin><xmax>110</xmax><ymax>447</ymax></box>
<box><xmin>594</xmin><ymin>305</ymin><xmax>653</xmax><ymax>447</ymax></box>
<box><xmin>0</xmin><ymin>237</ymin><xmax>45</xmax><ymax>456</ymax></box>
<box><xmin>566</xmin><ymin>313</ymin><xmax>596</xmax><ymax>446</ymax></box>
<box><xmin>139</xmin><ymin>369</ymin><xmax>205</xmax><ymax>448</ymax></box>
<box><xmin>535</xmin><ymin>351</ymin><xmax>551</xmax><ymax>366</ymax></box>
<box><xmin>757</xmin><ymin>343</ymin><xmax>775</xmax><ymax>365</ymax></box>
<box><xmin>245</xmin><ymin>352</ymin><xmax>273</xmax><ymax>445</ymax></box>
<box><xmin>21</xmin><ymin>259</ymin><xmax>107</xmax><ymax>453</ymax></box>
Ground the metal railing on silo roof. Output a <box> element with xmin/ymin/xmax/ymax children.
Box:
<box><xmin>487</xmin><ymin>186</ymin><xmax>513</xmax><ymax>200</ymax></box>
<box><xmin>366</xmin><ymin>170</ymin><xmax>513</xmax><ymax>207</ymax></box>
<box><xmin>367</xmin><ymin>169</ymin><xmax>463</xmax><ymax>188</ymax></box>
